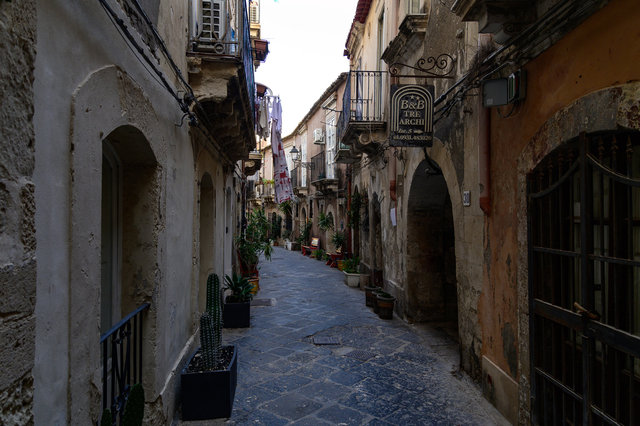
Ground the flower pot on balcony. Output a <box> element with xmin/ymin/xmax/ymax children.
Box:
<box><xmin>181</xmin><ymin>345</ymin><xmax>238</xmax><ymax>420</ymax></box>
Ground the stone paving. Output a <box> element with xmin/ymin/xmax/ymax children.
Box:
<box><xmin>177</xmin><ymin>247</ymin><xmax>509</xmax><ymax>425</ymax></box>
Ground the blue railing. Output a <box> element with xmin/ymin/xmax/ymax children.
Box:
<box><xmin>240</xmin><ymin>0</ymin><xmax>255</xmax><ymax>118</ymax></box>
<box><xmin>100</xmin><ymin>303</ymin><xmax>150</xmax><ymax>425</ymax></box>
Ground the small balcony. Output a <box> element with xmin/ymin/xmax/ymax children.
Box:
<box><xmin>336</xmin><ymin>71</ymin><xmax>387</xmax><ymax>156</ymax></box>
<box><xmin>188</xmin><ymin>0</ymin><xmax>256</xmax><ymax>162</ymax></box>
<box><xmin>244</xmin><ymin>151</ymin><xmax>262</xmax><ymax>176</ymax></box>
<box><xmin>290</xmin><ymin>166</ymin><xmax>300</xmax><ymax>190</ymax></box>
<box><xmin>257</xmin><ymin>181</ymin><xmax>275</xmax><ymax>204</ymax></box>
<box><xmin>335</xmin><ymin>141</ymin><xmax>361</xmax><ymax>164</ymax></box>
<box><xmin>310</xmin><ymin>151</ymin><xmax>338</xmax><ymax>195</ymax></box>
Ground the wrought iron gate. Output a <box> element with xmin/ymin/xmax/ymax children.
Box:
<box><xmin>528</xmin><ymin>131</ymin><xmax>640</xmax><ymax>425</ymax></box>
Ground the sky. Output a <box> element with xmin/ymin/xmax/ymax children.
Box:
<box><xmin>254</xmin><ymin>0</ymin><xmax>359</xmax><ymax>136</ymax></box>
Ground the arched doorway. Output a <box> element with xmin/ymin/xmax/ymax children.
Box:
<box><xmin>101</xmin><ymin>125</ymin><xmax>159</xmax><ymax>331</ymax></box>
<box><xmin>406</xmin><ymin>160</ymin><xmax>457</xmax><ymax>326</ymax></box>
<box><xmin>528</xmin><ymin>130</ymin><xmax>640</xmax><ymax>424</ymax></box>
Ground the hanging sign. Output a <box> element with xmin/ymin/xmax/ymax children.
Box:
<box><xmin>389</xmin><ymin>84</ymin><xmax>434</xmax><ymax>147</ymax></box>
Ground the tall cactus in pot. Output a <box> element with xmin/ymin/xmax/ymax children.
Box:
<box><xmin>200</xmin><ymin>273</ymin><xmax>223</xmax><ymax>369</ymax></box>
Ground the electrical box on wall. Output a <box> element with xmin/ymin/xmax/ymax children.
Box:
<box><xmin>482</xmin><ymin>69</ymin><xmax>526</xmax><ymax>107</ymax></box>
<box><xmin>482</xmin><ymin>78</ymin><xmax>508</xmax><ymax>107</ymax></box>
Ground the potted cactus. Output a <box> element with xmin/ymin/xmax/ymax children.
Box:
<box><xmin>181</xmin><ymin>273</ymin><xmax>237</xmax><ymax>420</ymax></box>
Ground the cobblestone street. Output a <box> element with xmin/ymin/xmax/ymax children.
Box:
<box><xmin>177</xmin><ymin>247</ymin><xmax>508</xmax><ymax>425</ymax></box>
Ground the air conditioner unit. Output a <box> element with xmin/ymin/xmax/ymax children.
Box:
<box><xmin>313</xmin><ymin>128</ymin><xmax>324</xmax><ymax>144</ymax></box>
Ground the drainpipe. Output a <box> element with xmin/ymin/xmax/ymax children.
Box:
<box><xmin>346</xmin><ymin>165</ymin><xmax>352</xmax><ymax>254</ymax></box>
<box><xmin>478</xmin><ymin>34</ymin><xmax>491</xmax><ymax>216</ymax></box>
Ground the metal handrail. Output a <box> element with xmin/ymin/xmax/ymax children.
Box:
<box><xmin>100</xmin><ymin>302</ymin><xmax>150</xmax><ymax>424</ymax></box>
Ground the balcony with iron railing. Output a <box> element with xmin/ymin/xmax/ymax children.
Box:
<box><xmin>336</xmin><ymin>71</ymin><xmax>387</xmax><ymax>156</ymax></box>
<box><xmin>290</xmin><ymin>166</ymin><xmax>299</xmax><ymax>189</ymax></box>
<box><xmin>310</xmin><ymin>151</ymin><xmax>339</xmax><ymax>195</ymax></box>
<box><xmin>101</xmin><ymin>303</ymin><xmax>150</xmax><ymax>425</ymax></box>
<box><xmin>188</xmin><ymin>0</ymin><xmax>256</xmax><ymax>162</ymax></box>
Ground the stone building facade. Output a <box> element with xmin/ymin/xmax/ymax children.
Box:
<box><xmin>0</xmin><ymin>1</ymin><xmax>37</xmax><ymax>424</ymax></box>
<box><xmin>1</xmin><ymin>0</ymin><xmax>263</xmax><ymax>423</ymax></box>
<box><xmin>341</xmin><ymin>0</ymin><xmax>640</xmax><ymax>424</ymax></box>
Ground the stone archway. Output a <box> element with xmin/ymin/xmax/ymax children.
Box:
<box><xmin>405</xmin><ymin>160</ymin><xmax>457</xmax><ymax>325</ymax></box>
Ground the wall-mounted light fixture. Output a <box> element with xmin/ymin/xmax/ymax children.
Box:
<box><xmin>289</xmin><ymin>146</ymin><xmax>314</xmax><ymax>169</ymax></box>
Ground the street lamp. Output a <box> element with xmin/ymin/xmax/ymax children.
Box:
<box><xmin>289</xmin><ymin>146</ymin><xmax>314</xmax><ymax>169</ymax></box>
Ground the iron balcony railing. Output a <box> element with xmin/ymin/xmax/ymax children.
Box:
<box><xmin>101</xmin><ymin>303</ymin><xmax>150</xmax><ymax>425</ymax></box>
<box><xmin>310</xmin><ymin>152</ymin><xmax>326</xmax><ymax>182</ymax></box>
<box><xmin>259</xmin><ymin>182</ymin><xmax>274</xmax><ymax>198</ymax></box>
<box><xmin>192</xmin><ymin>0</ymin><xmax>255</xmax><ymax>116</ymax></box>
<box><xmin>337</xmin><ymin>71</ymin><xmax>386</xmax><ymax>143</ymax></box>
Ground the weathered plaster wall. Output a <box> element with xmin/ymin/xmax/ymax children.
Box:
<box><xmin>478</xmin><ymin>0</ymin><xmax>640</xmax><ymax>423</ymax></box>
<box><xmin>0</xmin><ymin>1</ymin><xmax>37</xmax><ymax>424</ymax></box>
<box><xmin>482</xmin><ymin>0</ymin><xmax>640</xmax><ymax>379</ymax></box>
<box><xmin>33</xmin><ymin>1</ymin><xmax>201</xmax><ymax>424</ymax></box>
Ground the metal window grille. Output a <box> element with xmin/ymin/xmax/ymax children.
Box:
<box><xmin>528</xmin><ymin>131</ymin><xmax>640</xmax><ymax>425</ymax></box>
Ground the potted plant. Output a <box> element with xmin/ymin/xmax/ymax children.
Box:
<box><xmin>364</xmin><ymin>285</ymin><xmax>378</xmax><ymax>307</ymax></box>
<box><xmin>236</xmin><ymin>208</ymin><xmax>272</xmax><ymax>279</ymax></box>
<box><xmin>315</xmin><ymin>248</ymin><xmax>326</xmax><ymax>261</ymax></box>
<box><xmin>181</xmin><ymin>274</ymin><xmax>237</xmax><ymax>420</ymax></box>
<box><xmin>317</xmin><ymin>211</ymin><xmax>334</xmax><ymax>232</ymax></box>
<box><xmin>343</xmin><ymin>256</ymin><xmax>360</xmax><ymax>288</ymax></box>
<box><xmin>376</xmin><ymin>291</ymin><xmax>396</xmax><ymax>320</ymax></box>
<box><xmin>330</xmin><ymin>231</ymin><xmax>346</xmax><ymax>253</ymax></box>
<box><xmin>223</xmin><ymin>273</ymin><xmax>253</xmax><ymax>328</ymax></box>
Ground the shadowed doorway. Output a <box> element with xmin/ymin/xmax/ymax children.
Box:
<box><xmin>406</xmin><ymin>160</ymin><xmax>457</xmax><ymax>330</ymax></box>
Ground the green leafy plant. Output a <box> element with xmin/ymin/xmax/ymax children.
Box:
<box><xmin>296</xmin><ymin>220</ymin><xmax>312</xmax><ymax>245</ymax></box>
<box><xmin>331</xmin><ymin>231</ymin><xmax>346</xmax><ymax>252</ymax></box>
<box><xmin>200</xmin><ymin>273</ymin><xmax>223</xmax><ymax>370</ymax></box>
<box><xmin>122</xmin><ymin>383</ymin><xmax>145</xmax><ymax>426</ymax></box>
<box><xmin>224</xmin><ymin>273</ymin><xmax>254</xmax><ymax>303</ymax></box>
<box><xmin>343</xmin><ymin>256</ymin><xmax>360</xmax><ymax>274</ymax></box>
<box><xmin>236</xmin><ymin>208</ymin><xmax>272</xmax><ymax>274</ymax></box>
<box><xmin>315</xmin><ymin>248</ymin><xmax>325</xmax><ymax>260</ymax></box>
<box><xmin>278</xmin><ymin>200</ymin><xmax>293</xmax><ymax>216</ymax></box>
<box><xmin>100</xmin><ymin>409</ymin><xmax>112</xmax><ymax>426</ymax></box>
<box><xmin>317</xmin><ymin>211</ymin><xmax>334</xmax><ymax>232</ymax></box>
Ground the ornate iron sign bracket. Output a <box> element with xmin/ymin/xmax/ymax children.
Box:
<box><xmin>390</xmin><ymin>54</ymin><xmax>456</xmax><ymax>79</ymax></box>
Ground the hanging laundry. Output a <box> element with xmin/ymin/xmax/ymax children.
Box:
<box><xmin>270</xmin><ymin>97</ymin><xmax>293</xmax><ymax>204</ymax></box>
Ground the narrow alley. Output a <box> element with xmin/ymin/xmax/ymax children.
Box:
<box><xmin>178</xmin><ymin>247</ymin><xmax>508</xmax><ymax>425</ymax></box>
